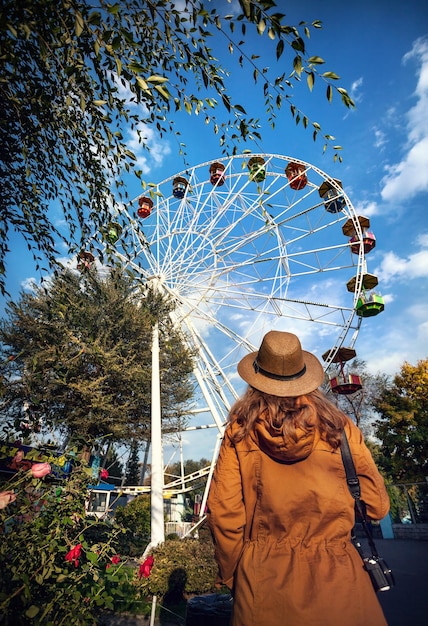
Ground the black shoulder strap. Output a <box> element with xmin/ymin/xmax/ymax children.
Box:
<box><xmin>340</xmin><ymin>430</ymin><xmax>379</xmax><ymax>557</ymax></box>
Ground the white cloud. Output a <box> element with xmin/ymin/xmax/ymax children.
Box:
<box><xmin>375</xmin><ymin>247</ymin><xmax>428</xmax><ymax>283</ymax></box>
<box><xmin>20</xmin><ymin>278</ymin><xmax>38</xmax><ymax>292</ymax></box>
<box><xmin>126</xmin><ymin>123</ymin><xmax>171</xmax><ymax>174</ymax></box>
<box><xmin>380</xmin><ymin>136</ymin><xmax>428</xmax><ymax>201</ymax></box>
<box><xmin>373</xmin><ymin>128</ymin><xmax>387</xmax><ymax>150</ymax></box>
<box><xmin>362</xmin><ymin>312</ymin><xmax>428</xmax><ymax>376</ymax></box>
<box><xmin>350</xmin><ymin>77</ymin><xmax>364</xmax><ymax>104</ymax></box>
<box><xmin>353</xmin><ymin>199</ymin><xmax>379</xmax><ymax>217</ymax></box>
<box><xmin>417</xmin><ymin>232</ymin><xmax>428</xmax><ymax>247</ymax></box>
<box><xmin>380</xmin><ymin>36</ymin><xmax>428</xmax><ymax>202</ymax></box>
<box><xmin>114</xmin><ymin>76</ymin><xmax>172</xmax><ymax>174</ymax></box>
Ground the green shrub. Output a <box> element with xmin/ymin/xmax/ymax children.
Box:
<box><xmin>135</xmin><ymin>536</ymin><xmax>218</xmax><ymax>598</ymax></box>
<box><xmin>114</xmin><ymin>494</ymin><xmax>151</xmax><ymax>542</ymax></box>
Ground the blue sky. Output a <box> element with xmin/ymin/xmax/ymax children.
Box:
<box><xmin>2</xmin><ymin>0</ymin><xmax>428</xmax><ymax>462</ymax></box>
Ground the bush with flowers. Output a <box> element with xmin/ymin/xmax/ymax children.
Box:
<box><xmin>134</xmin><ymin>535</ymin><xmax>219</xmax><ymax>599</ymax></box>
<box><xmin>0</xmin><ymin>443</ymin><xmax>133</xmax><ymax>625</ymax></box>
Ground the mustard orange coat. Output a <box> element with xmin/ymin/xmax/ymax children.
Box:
<box><xmin>207</xmin><ymin>418</ymin><xmax>390</xmax><ymax>626</ymax></box>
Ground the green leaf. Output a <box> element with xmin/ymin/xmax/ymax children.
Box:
<box><xmin>257</xmin><ymin>19</ymin><xmax>266</xmax><ymax>36</ymax></box>
<box><xmin>154</xmin><ymin>85</ymin><xmax>171</xmax><ymax>101</ymax></box>
<box><xmin>146</xmin><ymin>75</ymin><xmax>169</xmax><ymax>84</ymax></box>
<box><xmin>25</xmin><ymin>606</ymin><xmax>40</xmax><ymax>619</ymax></box>
<box><xmin>93</xmin><ymin>100</ymin><xmax>108</xmax><ymax>106</ymax></box>
<box><xmin>75</xmin><ymin>12</ymin><xmax>84</xmax><ymax>37</ymax></box>
<box><xmin>123</xmin><ymin>149</ymin><xmax>137</xmax><ymax>160</ymax></box>
<box><xmin>241</xmin><ymin>0</ymin><xmax>252</xmax><ymax>18</ymax></box>
<box><xmin>276</xmin><ymin>40</ymin><xmax>284</xmax><ymax>60</ymax></box>
<box><xmin>322</xmin><ymin>71</ymin><xmax>340</xmax><ymax>80</ymax></box>
<box><xmin>326</xmin><ymin>84</ymin><xmax>333</xmax><ymax>102</ymax></box>
<box><xmin>128</xmin><ymin>61</ymin><xmax>145</xmax><ymax>74</ymax></box>
<box><xmin>86</xmin><ymin>551</ymin><xmax>99</xmax><ymax>563</ymax></box>
<box><xmin>107</xmin><ymin>3</ymin><xmax>121</xmax><ymax>14</ymax></box>
<box><xmin>7</xmin><ymin>23</ymin><xmax>17</xmax><ymax>37</ymax></box>
<box><xmin>293</xmin><ymin>55</ymin><xmax>302</xmax><ymax>76</ymax></box>
<box><xmin>308</xmin><ymin>56</ymin><xmax>325</xmax><ymax>64</ymax></box>
<box><xmin>307</xmin><ymin>72</ymin><xmax>315</xmax><ymax>92</ymax></box>
<box><xmin>135</xmin><ymin>76</ymin><xmax>150</xmax><ymax>92</ymax></box>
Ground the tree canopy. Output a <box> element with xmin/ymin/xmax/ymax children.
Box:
<box><xmin>374</xmin><ymin>358</ymin><xmax>428</xmax><ymax>482</ymax></box>
<box><xmin>0</xmin><ymin>267</ymin><xmax>195</xmax><ymax>444</ymax></box>
<box><xmin>0</xmin><ymin>0</ymin><xmax>355</xmax><ymax>295</ymax></box>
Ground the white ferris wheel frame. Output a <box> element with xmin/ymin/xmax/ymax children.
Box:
<box><xmin>89</xmin><ymin>153</ymin><xmax>371</xmax><ymax>507</ymax></box>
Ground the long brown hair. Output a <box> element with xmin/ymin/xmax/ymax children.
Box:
<box><xmin>229</xmin><ymin>387</ymin><xmax>348</xmax><ymax>449</ymax></box>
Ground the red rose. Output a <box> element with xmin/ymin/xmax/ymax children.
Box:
<box><xmin>100</xmin><ymin>468</ymin><xmax>109</xmax><ymax>479</ymax></box>
<box><xmin>65</xmin><ymin>543</ymin><xmax>82</xmax><ymax>567</ymax></box>
<box><xmin>138</xmin><ymin>555</ymin><xmax>154</xmax><ymax>579</ymax></box>
<box><xmin>31</xmin><ymin>462</ymin><xmax>51</xmax><ymax>478</ymax></box>
<box><xmin>107</xmin><ymin>554</ymin><xmax>121</xmax><ymax>569</ymax></box>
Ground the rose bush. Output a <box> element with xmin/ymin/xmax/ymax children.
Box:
<box><xmin>0</xmin><ymin>446</ymin><xmax>132</xmax><ymax>625</ymax></box>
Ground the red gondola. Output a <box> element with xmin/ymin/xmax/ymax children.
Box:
<box><xmin>209</xmin><ymin>162</ymin><xmax>226</xmax><ymax>186</ymax></box>
<box><xmin>77</xmin><ymin>250</ymin><xmax>95</xmax><ymax>272</ymax></box>
<box><xmin>285</xmin><ymin>162</ymin><xmax>308</xmax><ymax>190</ymax></box>
<box><xmin>349</xmin><ymin>231</ymin><xmax>376</xmax><ymax>254</ymax></box>
<box><xmin>342</xmin><ymin>216</ymin><xmax>376</xmax><ymax>255</ymax></box>
<box><xmin>322</xmin><ymin>347</ymin><xmax>362</xmax><ymax>395</ymax></box>
<box><xmin>137</xmin><ymin>196</ymin><xmax>154</xmax><ymax>219</ymax></box>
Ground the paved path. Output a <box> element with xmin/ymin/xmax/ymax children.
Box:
<box><xmin>375</xmin><ymin>539</ymin><xmax>428</xmax><ymax>626</ymax></box>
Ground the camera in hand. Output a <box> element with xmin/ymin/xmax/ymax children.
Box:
<box><xmin>363</xmin><ymin>556</ymin><xmax>395</xmax><ymax>592</ymax></box>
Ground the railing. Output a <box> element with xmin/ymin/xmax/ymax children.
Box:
<box><xmin>387</xmin><ymin>482</ymin><xmax>428</xmax><ymax>524</ymax></box>
<box><xmin>165</xmin><ymin>521</ymin><xmax>194</xmax><ymax>538</ymax></box>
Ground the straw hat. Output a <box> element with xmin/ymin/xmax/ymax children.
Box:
<box><xmin>237</xmin><ymin>331</ymin><xmax>324</xmax><ymax>397</ymax></box>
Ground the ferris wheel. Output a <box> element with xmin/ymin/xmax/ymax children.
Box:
<box><xmin>83</xmin><ymin>154</ymin><xmax>379</xmax><ymax>440</ymax></box>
